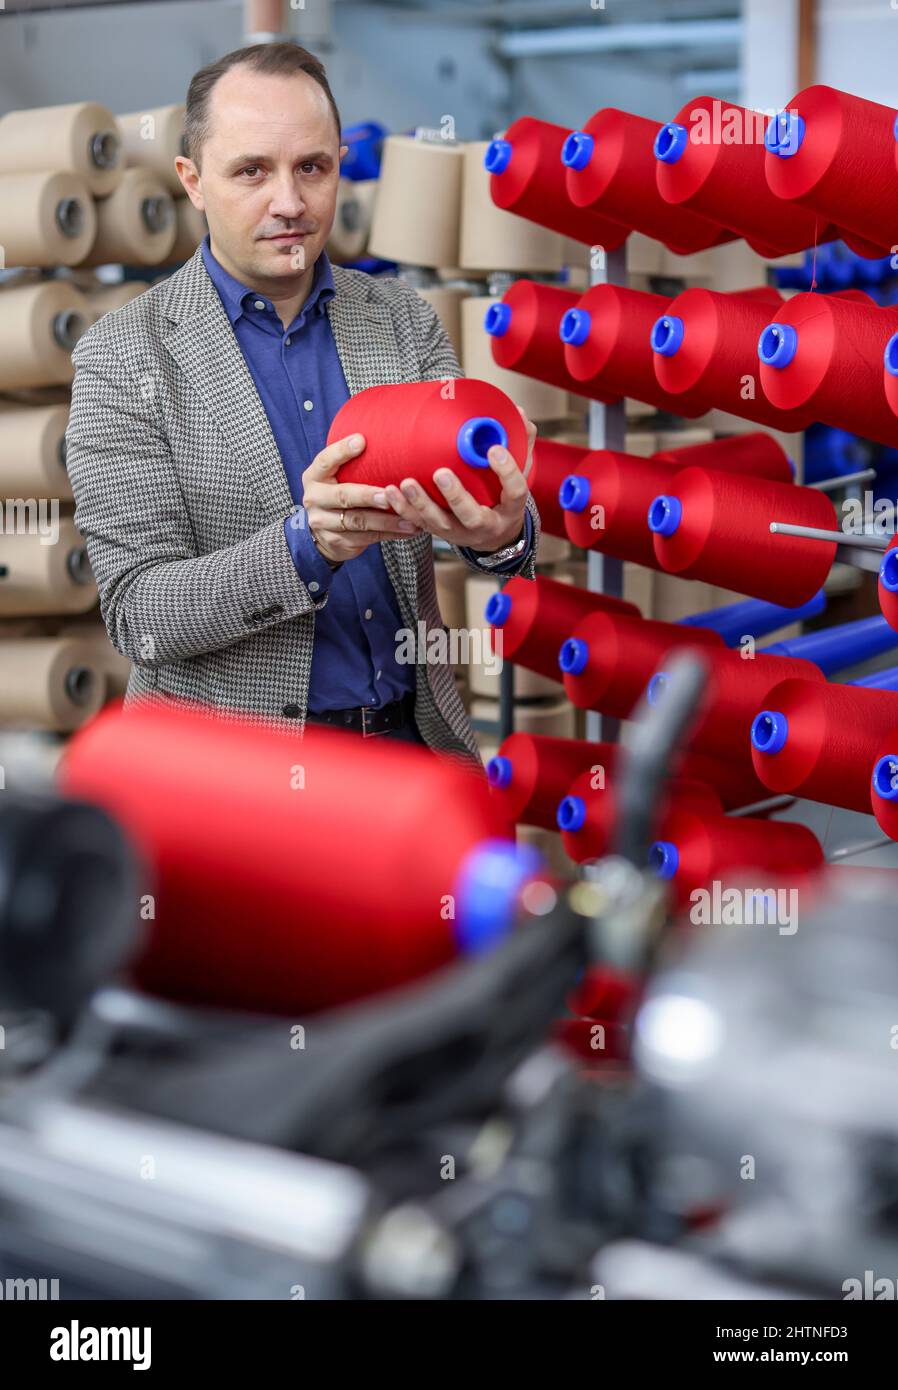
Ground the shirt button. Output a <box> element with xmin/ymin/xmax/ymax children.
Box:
<box><xmin>253</xmin><ymin>299</ymin><xmax>266</xmax><ymax>311</ymax></box>
<box><xmin>303</xmin><ymin>400</ymin><xmax>314</xmax><ymax>412</ymax></box>
<box><xmin>364</xmin><ymin>608</ymin><xmax>373</xmax><ymax>620</ymax></box>
<box><xmin>286</xmin><ymin>336</ymin><xmax>292</xmax><ymax>346</ymax></box>
<box><xmin>308</xmin><ymin>581</ymin><xmax>320</xmax><ymax>593</ymax></box>
<box><xmin>376</xmin><ymin>669</ymin><xmax>382</xmax><ymax>680</ymax></box>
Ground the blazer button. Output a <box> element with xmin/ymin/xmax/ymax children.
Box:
<box><xmin>282</xmin><ymin>703</ymin><xmax>301</xmax><ymax>718</ymax></box>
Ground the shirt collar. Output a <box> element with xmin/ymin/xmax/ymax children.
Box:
<box><xmin>201</xmin><ymin>232</ymin><xmax>335</xmax><ymax>328</ymax></box>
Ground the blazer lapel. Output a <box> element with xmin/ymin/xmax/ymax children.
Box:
<box><xmin>161</xmin><ymin>249</ymin><xmax>293</xmax><ymax>520</ymax></box>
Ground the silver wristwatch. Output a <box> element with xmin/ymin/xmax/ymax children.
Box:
<box><xmin>472</xmin><ymin>527</ymin><xmax>528</xmax><ymax>570</ymax></box>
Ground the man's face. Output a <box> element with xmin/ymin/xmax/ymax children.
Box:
<box><xmin>182</xmin><ymin>66</ymin><xmax>343</xmax><ymax>283</ymax></box>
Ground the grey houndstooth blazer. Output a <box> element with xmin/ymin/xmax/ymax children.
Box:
<box><xmin>65</xmin><ymin>244</ymin><xmax>541</xmax><ymax>773</ymax></box>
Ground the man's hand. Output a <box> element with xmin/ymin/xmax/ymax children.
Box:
<box><xmin>302</xmin><ymin>434</ymin><xmax>424</xmax><ymax>564</ymax></box>
<box><xmin>381</xmin><ymin>407</ymin><xmax>537</xmax><ymax>552</ymax></box>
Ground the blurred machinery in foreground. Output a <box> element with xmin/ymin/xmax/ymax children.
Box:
<box><xmin>0</xmin><ymin>668</ymin><xmax>895</xmax><ymax>1300</ymax></box>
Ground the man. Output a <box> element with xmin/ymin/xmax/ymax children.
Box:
<box><xmin>65</xmin><ymin>42</ymin><xmax>540</xmax><ymax>773</ymax></box>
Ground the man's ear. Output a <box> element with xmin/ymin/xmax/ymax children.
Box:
<box><xmin>174</xmin><ymin>156</ymin><xmax>203</xmax><ymax>210</ymax></box>
<box><xmin>338</xmin><ymin>144</ymin><xmax>349</xmax><ymax>161</ymax></box>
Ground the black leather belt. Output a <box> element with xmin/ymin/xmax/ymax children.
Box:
<box><xmin>305</xmin><ymin>689</ymin><xmax>416</xmax><ymax>737</ymax></box>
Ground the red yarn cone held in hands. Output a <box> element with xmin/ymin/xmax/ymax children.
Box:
<box><xmin>484</xmin><ymin>573</ymin><xmax>639</xmax><ymax>682</ymax></box>
<box><xmin>757</xmin><ymin>292</ymin><xmax>898</xmax><ymax>447</ymax></box>
<box><xmin>749</xmin><ymin>677</ymin><xmax>898</xmax><ymax>814</ymax></box>
<box><xmin>486</xmin><ymin>732</ymin><xmax>616</xmax><ymax>830</ymax></box>
<box><xmin>649</xmin><ymin>467</ymin><xmax>838</xmax><ymax>605</ymax></box>
<box><xmin>654</xmin><ymin>95</ymin><xmax>835</xmax><ymax>255</ymax></box>
<box><xmin>651</xmin><ymin>287</ymin><xmax>814</xmax><ymax>430</ymax></box>
<box><xmin>486</xmin><ymin>116</ymin><xmax>629</xmax><ymax>249</ymax></box>
<box><xmin>764</xmin><ymin>85</ymin><xmax>898</xmax><ymax>255</ymax></box>
<box><xmin>562</xmin><ymin>106</ymin><xmax>730</xmax><ymax>253</ymax></box>
<box><xmin>330</xmin><ymin>379</ymin><xmax>529</xmax><ymax>509</ymax></box>
<box><xmin>57</xmin><ymin>701</ymin><xmax>540</xmax><ymax>1016</ymax></box>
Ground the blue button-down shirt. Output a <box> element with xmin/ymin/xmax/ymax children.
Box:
<box><xmin>201</xmin><ymin>233</ymin><xmax>532</xmax><ymax>712</ymax></box>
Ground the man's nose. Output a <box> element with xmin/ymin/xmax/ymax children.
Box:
<box><xmin>268</xmin><ymin>173</ymin><xmax>307</xmax><ymax>218</ymax></box>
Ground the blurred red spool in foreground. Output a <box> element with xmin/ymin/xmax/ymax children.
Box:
<box><xmin>483</xmin><ymin>280</ymin><xmax>606</xmax><ymax>401</ymax></box>
<box><xmin>566</xmin><ymin>965</ymin><xmax>638</xmax><ymax>1022</ymax></box>
<box><xmin>558</xmin><ymin>434</ymin><xmax>793</xmax><ymax>562</ymax></box>
<box><xmin>878</xmin><ymin>535</ymin><xmax>898</xmax><ymax>634</ymax></box>
<box><xmin>750</xmin><ymin>677</ymin><xmax>898</xmax><ymax>814</ymax></box>
<box><xmin>649</xmin><ymin>807</ymin><xmax>824</xmax><ymax>910</ymax></box>
<box><xmin>647</xmin><ymin>646</ymin><xmax>825</xmax><ymax>760</ymax></box>
<box><xmin>486</xmin><ymin>732</ymin><xmax>615</xmax><ymax>830</ymax></box>
<box><xmin>651</xmin><ymin>286</ymin><xmax>814</xmax><ymax>431</ymax></box>
<box><xmin>529</xmin><ymin>438</ymin><xmax>590</xmax><ymax>537</ymax></box>
<box><xmin>652</xmin><ymin>430</ymin><xmax>794</xmax><ymax>484</ymax></box>
<box><xmin>654</xmin><ymin>95</ymin><xmax>835</xmax><ymax>255</ymax></box>
<box><xmin>484</xmin><ymin>573</ymin><xmax>639</xmax><ymax>682</ymax></box>
<box><xmin>648</xmin><ymin>467</ymin><xmax>838</xmax><ymax>605</ymax></box>
<box><xmin>485</xmin><ymin>116</ymin><xmax>629</xmax><ymax>249</ymax></box>
<box><xmin>57</xmin><ymin>701</ymin><xmax>550</xmax><ymax>1015</ymax></box>
<box><xmin>758</xmin><ymin>292</ymin><xmax>898</xmax><ymax>447</ymax></box>
<box><xmin>560</xmin><ymin>284</ymin><xmax>704</xmax><ymax>412</ymax></box>
<box><xmin>764</xmin><ymin>85</ymin><xmax>898</xmax><ymax>256</ymax></box>
<box><xmin>559</xmin><ymin>610</ymin><xmax>723</xmax><ymax>719</ymax></box>
<box><xmin>329</xmin><ymin>379</ymin><xmax>529</xmax><ymax>509</ymax></box>
<box><xmin>561</xmin><ymin>106</ymin><xmax>730</xmax><ymax>254</ymax></box>
<box><xmin>557</xmin><ymin>768</ymin><xmax>721</xmax><ymax>864</ymax></box>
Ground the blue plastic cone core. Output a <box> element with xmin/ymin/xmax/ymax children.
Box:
<box><xmin>454</xmin><ymin>838</ymin><xmax>545</xmax><ymax>955</ymax></box>
<box><xmin>560</xmin><ymin>308</ymin><xmax>591</xmax><ymax>346</ymax></box>
<box><xmin>758</xmin><ymin>322</ymin><xmax>798</xmax><ymax>369</ymax></box>
<box><xmin>559</xmin><ymin>636</ymin><xmax>588</xmax><ymax>674</ymax></box>
<box><xmin>765</xmin><ymin>110</ymin><xmax>806</xmax><ymax>158</ymax></box>
<box><xmin>486</xmin><ymin>754</ymin><xmax>513</xmax><ymax>789</ymax></box>
<box><xmin>648</xmin><ymin>840</ymin><xmax>679</xmax><ymax>878</ymax></box>
<box><xmin>894</xmin><ymin>113</ymin><xmax>898</xmax><ymax>143</ymax></box>
<box><xmin>651</xmin><ymin>314</ymin><xmax>685</xmax><ymax>356</ymax></box>
<box><xmin>654</xmin><ymin>122</ymin><xmax>688</xmax><ymax>164</ymax></box>
<box><xmin>484</xmin><ymin>139</ymin><xmax>512</xmax><ymax>175</ymax></box>
<box><xmin>647</xmin><ymin>494</ymin><xmax>682</xmax><ymax>536</ymax></box>
<box><xmin>559</xmin><ymin>473</ymin><xmax>590</xmax><ymax>513</ymax></box>
<box><xmin>562</xmin><ymin>130</ymin><xmax>594</xmax><ymax>170</ymax></box>
<box><xmin>872</xmin><ymin>754</ymin><xmax>898</xmax><ymax>802</ymax></box>
<box><xmin>557</xmin><ymin>795</ymin><xmax>586</xmax><ymax>832</ymax></box>
<box><xmin>484</xmin><ymin>302</ymin><xmax>512</xmax><ymax>338</ymax></box>
<box><xmin>647</xmin><ymin>671</ymin><xmax>669</xmax><ymax>705</ymax></box>
<box><xmin>787</xmin><ymin>455</ymin><xmax>797</xmax><ymax>479</ymax></box>
<box><xmin>884</xmin><ymin>331</ymin><xmax>898</xmax><ymax>377</ymax></box>
<box><xmin>751</xmin><ymin>709</ymin><xmax>789</xmax><ymax>755</ymax></box>
<box><xmin>484</xmin><ymin>590</ymin><xmax>512</xmax><ymax>626</ymax></box>
<box><xmin>457</xmin><ymin>417</ymin><xmax>507</xmax><ymax>468</ymax></box>
<box><xmin>880</xmin><ymin>549</ymin><xmax>898</xmax><ymax>593</ymax></box>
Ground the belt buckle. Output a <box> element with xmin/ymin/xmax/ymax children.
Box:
<box><xmin>361</xmin><ymin>705</ymin><xmax>384</xmax><ymax>738</ymax></box>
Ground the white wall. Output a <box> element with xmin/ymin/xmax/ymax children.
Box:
<box><xmin>743</xmin><ymin>0</ymin><xmax>898</xmax><ymax>110</ymax></box>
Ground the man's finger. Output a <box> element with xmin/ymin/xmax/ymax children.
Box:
<box><xmin>308</xmin><ymin>433</ymin><xmax>367</xmax><ymax>480</ymax></box>
<box><xmin>311</xmin><ymin>506</ymin><xmax>422</xmax><ymax>535</ymax></box>
<box><xmin>489</xmin><ymin>445</ymin><xmax>530</xmax><ymax>503</ymax></box>
<box><xmin>428</xmin><ymin>469</ymin><xmax>487</xmax><ymax>531</ymax></box>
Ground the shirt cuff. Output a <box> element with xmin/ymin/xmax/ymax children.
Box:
<box><xmin>284</xmin><ymin>511</ymin><xmax>341</xmax><ymax>592</ymax></box>
<box><xmin>460</xmin><ymin>510</ymin><xmax>534</xmax><ymax>574</ymax></box>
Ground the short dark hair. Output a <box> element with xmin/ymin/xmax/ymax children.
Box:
<box><xmin>184</xmin><ymin>42</ymin><xmax>342</xmax><ymax>171</ymax></box>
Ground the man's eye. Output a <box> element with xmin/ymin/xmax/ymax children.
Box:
<box><xmin>240</xmin><ymin>166</ymin><xmax>261</xmax><ymax>177</ymax></box>
<box><xmin>300</xmin><ymin>163</ymin><xmax>320</xmax><ymax>175</ymax></box>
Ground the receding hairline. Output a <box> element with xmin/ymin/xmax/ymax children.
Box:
<box><xmin>184</xmin><ymin>42</ymin><xmax>342</xmax><ymax>172</ymax></box>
